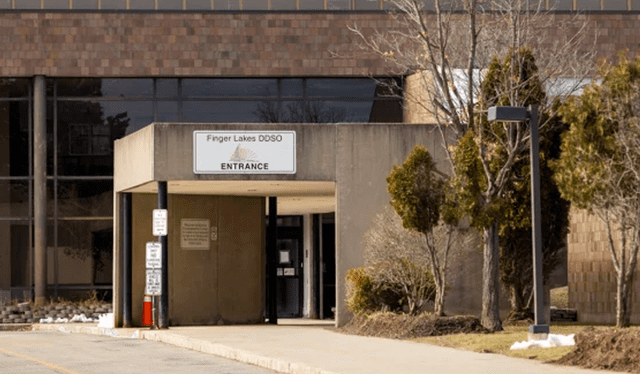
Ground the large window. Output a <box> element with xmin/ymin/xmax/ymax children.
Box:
<box><xmin>0</xmin><ymin>76</ymin><xmax>401</xmax><ymax>301</ymax></box>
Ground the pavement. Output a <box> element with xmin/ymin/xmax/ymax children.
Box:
<box><xmin>20</xmin><ymin>319</ymin><xmax>621</xmax><ymax>374</ymax></box>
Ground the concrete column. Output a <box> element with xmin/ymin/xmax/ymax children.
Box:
<box><xmin>302</xmin><ymin>214</ymin><xmax>316</xmax><ymax>318</ymax></box>
<box><xmin>122</xmin><ymin>193</ymin><xmax>132</xmax><ymax>327</ymax></box>
<box><xmin>33</xmin><ymin>75</ymin><xmax>46</xmax><ymax>306</ymax></box>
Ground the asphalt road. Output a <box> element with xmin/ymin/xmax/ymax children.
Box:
<box><xmin>0</xmin><ymin>331</ymin><xmax>278</xmax><ymax>374</ymax></box>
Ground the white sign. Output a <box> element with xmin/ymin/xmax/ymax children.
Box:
<box><xmin>181</xmin><ymin>219</ymin><xmax>210</xmax><ymax>249</ymax></box>
<box><xmin>145</xmin><ymin>269</ymin><xmax>161</xmax><ymax>295</ymax></box>
<box><xmin>193</xmin><ymin>131</ymin><xmax>296</xmax><ymax>174</ymax></box>
<box><xmin>153</xmin><ymin>209</ymin><xmax>167</xmax><ymax>236</ymax></box>
<box><xmin>146</xmin><ymin>242</ymin><xmax>162</xmax><ymax>269</ymax></box>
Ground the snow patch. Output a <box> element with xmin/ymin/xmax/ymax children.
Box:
<box><xmin>510</xmin><ymin>334</ymin><xmax>575</xmax><ymax>350</ymax></box>
<box><xmin>97</xmin><ymin>313</ymin><xmax>114</xmax><ymax>328</ymax></box>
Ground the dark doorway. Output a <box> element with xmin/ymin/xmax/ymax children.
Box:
<box><xmin>312</xmin><ymin>213</ymin><xmax>335</xmax><ymax>320</ymax></box>
<box><xmin>275</xmin><ymin>216</ymin><xmax>303</xmax><ymax>318</ymax></box>
<box><xmin>321</xmin><ymin>214</ymin><xmax>335</xmax><ymax>319</ymax></box>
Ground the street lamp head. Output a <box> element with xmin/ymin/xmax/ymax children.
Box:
<box><xmin>487</xmin><ymin>106</ymin><xmax>528</xmax><ymax>122</ymax></box>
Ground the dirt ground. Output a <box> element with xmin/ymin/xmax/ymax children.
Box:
<box><xmin>553</xmin><ymin>326</ymin><xmax>640</xmax><ymax>373</ymax></box>
<box><xmin>342</xmin><ymin>313</ymin><xmax>640</xmax><ymax>373</ymax></box>
<box><xmin>339</xmin><ymin>313</ymin><xmax>489</xmax><ymax>339</ymax></box>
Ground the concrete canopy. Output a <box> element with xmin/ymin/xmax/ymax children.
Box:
<box><xmin>112</xmin><ymin>122</ymin><xmax>446</xmax><ymax>327</ymax></box>
<box><xmin>124</xmin><ymin>180</ymin><xmax>336</xmax><ymax>215</ymax></box>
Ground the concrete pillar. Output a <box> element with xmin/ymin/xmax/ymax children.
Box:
<box><xmin>33</xmin><ymin>75</ymin><xmax>46</xmax><ymax>306</ymax></box>
<box><xmin>302</xmin><ymin>214</ymin><xmax>316</xmax><ymax>319</ymax></box>
<box><xmin>122</xmin><ymin>193</ymin><xmax>132</xmax><ymax>327</ymax></box>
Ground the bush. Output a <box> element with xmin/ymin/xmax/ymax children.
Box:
<box><xmin>345</xmin><ymin>267</ymin><xmax>406</xmax><ymax>315</ymax></box>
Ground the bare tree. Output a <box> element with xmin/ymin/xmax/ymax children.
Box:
<box><xmin>350</xmin><ymin>0</ymin><xmax>596</xmax><ymax>330</ymax></box>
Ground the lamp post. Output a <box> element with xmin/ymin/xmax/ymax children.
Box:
<box><xmin>487</xmin><ymin>105</ymin><xmax>549</xmax><ymax>340</ymax></box>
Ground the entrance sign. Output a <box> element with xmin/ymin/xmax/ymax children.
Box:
<box><xmin>193</xmin><ymin>131</ymin><xmax>296</xmax><ymax>174</ymax></box>
<box><xmin>145</xmin><ymin>242</ymin><xmax>162</xmax><ymax>268</ymax></box>
<box><xmin>153</xmin><ymin>209</ymin><xmax>167</xmax><ymax>236</ymax></box>
<box><xmin>145</xmin><ymin>269</ymin><xmax>161</xmax><ymax>295</ymax></box>
<box><xmin>180</xmin><ymin>218</ymin><xmax>210</xmax><ymax>249</ymax></box>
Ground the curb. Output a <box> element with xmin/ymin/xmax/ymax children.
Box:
<box><xmin>31</xmin><ymin>324</ymin><xmax>340</xmax><ymax>374</ymax></box>
<box><xmin>0</xmin><ymin>323</ymin><xmax>33</xmax><ymax>332</ymax></box>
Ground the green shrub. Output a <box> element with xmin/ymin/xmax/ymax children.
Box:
<box><xmin>346</xmin><ymin>268</ymin><xmax>376</xmax><ymax>315</ymax></box>
<box><xmin>345</xmin><ymin>267</ymin><xmax>409</xmax><ymax>315</ymax></box>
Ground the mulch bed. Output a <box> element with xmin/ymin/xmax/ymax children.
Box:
<box><xmin>339</xmin><ymin>313</ymin><xmax>489</xmax><ymax>339</ymax></box>
<box><xmin>553</xmin><ymin>327</ymin><xmax>640</xmax><ymax>373</ymax></box>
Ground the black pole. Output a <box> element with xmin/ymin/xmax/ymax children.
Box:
<box><xmin>122</xmin><ymin>193</ymin><xmax>132</xmax><ymax>328</ymax></box>
<box><xmin>267</xmin><ymin>197</ymin><xmax>278</xmax><ymax>324</ymax></box>
<box><xmin>528</xmin><ymin>105</ymin><xmax>549</xmax><ymax>336</ymax></box>
<box><xmin>158</xmin><ymin>181</ymin><xmax>169</xmax><ymax>329</ymax></box>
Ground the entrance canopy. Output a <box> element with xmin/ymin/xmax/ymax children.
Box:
<box><xmin>112</xmin><ymin>122</ymin><xmax>445</xmax><ymax>327</ymax></box>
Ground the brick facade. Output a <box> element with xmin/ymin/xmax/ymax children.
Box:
<box><xmin>0</xmin><ymin>11</ymin><xmax>639</xmax><ymax>78</ymax></box>
<box><xmin>567</xmin><ymin>208</ymin><xmax>640</xmax><ymax>324</ymax></box>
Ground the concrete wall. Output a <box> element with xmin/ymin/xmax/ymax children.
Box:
<box><xmin>114</xmin><ymin>125</ymin><xmax>155</xmax><ymax>192</ymax></box>
<box><xmin>127</xmin><ymin>193</ymin><xmax>264</xmax><ymax>326</ymax></box>
<box><xmin>152</xmin><ymin>123</ymin><xmax>337</xmax><ymax>183</ymax></box>
<box><xmin>335</xmin><ymin>124</ymin><xmax>450</xmax><ymax>325</ymax></box>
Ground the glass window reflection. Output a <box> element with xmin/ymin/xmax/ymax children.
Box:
<box><xmin>130</xmin><ymin>0</ymin><xmax>155</xmax><ymax>9</ymax></box>
<box><xmin>299</xmin><ymin>0</ymin><xmax>324</xmax><ymax>9</ymax></box>
<box><xmin>578</xmin><ymin>0</ymin><xmax>601</xmax><ymax>10</ymax></box>
<box><xmin>15</xmin><ymin>0</ymin><xmax>40</xmax><ymax>9</ymax></box>
<box><xmin>603</xmin><ymin>0</ymin><xmax>627</xmax><ymax>10</ymax></box>
<box><xmin>271</xmin><ymin>0</ymin><xmax>296</xmax><ymax>9</ymax></box>
<box><xmin>72</xmin><ymin>0</ymin><xmax>99</xmax><ymax>9</ymax></box>
<box><xmin>550</xmin><ymin>0</ymin><xmax>573</xmax><ymax>10</ymax></box>
<box><xmin>306</xmin><ymin>78</ymin><xmax>376</xmax><ymax>98</ymax></box>
<box><xmin>327</xmin><ymin>0</ymin><xmax>350</xmax><ymax>10</ymax></box>
<box><xmin>0</xmin><ymin>101</ymin><xmax>29</xmax><ymax>177</ymax></box>
<box><xmin>182</xmin><ymin>101</ymin><xmax>261</xmax><ymax>122</ymax></box>
<box><xmin>187</xmin><ymin>0</ymin><xmax>212</xmax><ymax>9</ymax></box>
<box><xmin>0</xmin><ymin>181</ymin><xmax>30</xmax><ymax>217</ymax></box>
<box><xmin>44</xmin><ymin>0</ymin><xmax>69</xmax><ymax>9</ymax></box>
<box><xmin>214</xmin><ymin>0</ymin><xmax>240</xmax><ymax>9</ymax></box>
<box><xmin>101</xmin><ymin>0</ymin><xmax>126</xmax><ymax>9</ymax></box>
<box><xmin>57</xmin><ymin>180</ymin><xmax>114</xmax><ymax>217</ymax></box>
<box><xmin>243</xmin><ymin>0</ymin><xmax>269</xmax><ymax>9</ymax></box>
<box><xmin>355</xmin><ymin>0</ymin><xmax>380</xmax><ymax>10</ymax></box>
<box><xmin>157</xmin><ymin>0</ymin><xmax>184</xmax><ymax>9</ymax></box>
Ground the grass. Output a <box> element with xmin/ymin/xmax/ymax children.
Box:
<box><xmin>550</xmin><ymin>286</ymin><xmax>569</xmax><ymax>308</ymax></box>
<box><xmin>414</xmin><ymin>324</ymin><xmax>585</xmax><ymax>361</ymax></box>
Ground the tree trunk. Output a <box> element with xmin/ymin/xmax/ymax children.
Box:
<box><xmin>482</xmin><ymin>222</ymin><xmax>503</xmax><ymax>331</ymax></box>
<box><xmin>617</xmin><ymin>269</ymin><xmax>633</xmax><ymax>328</ymax></box>
<box><xmin>434</xmin><ymin>277</ymin><xmax>446</xmax><ymax>317</ymax></box>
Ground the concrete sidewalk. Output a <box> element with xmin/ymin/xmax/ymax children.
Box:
<box><xmin>31</xmin><ymin>320</ymin><xmax>621</xmax><ymax>374</ymax></box>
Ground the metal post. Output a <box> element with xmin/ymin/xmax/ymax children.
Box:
<box><xmin>157</xmin><ymin>181</ymin><xmax>169</xmax><ymax>329</ymax></box>
<box><xmin>33</xmin><ymin>75</ymin><xmax>46</xmax><ymax>306</ymax></box>
<box><xmin>528</xmin><ymin>105</ymin><xmax>549</xmax><ymax>338</ymax></box>
<box><xmin>122</xmin><ymin>193</ymin><xmax>132</xmax><ymax>327</ymax></box>
<box><xmin>267</xmin><ymin>197</ymin><xmax>278</xmax><ymax>324</ymax></box>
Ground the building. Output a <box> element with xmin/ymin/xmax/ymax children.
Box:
<box><xmin>1</xmin><ymin>0</ymin><xmax>640</xmax><ymax>326</ymax></box>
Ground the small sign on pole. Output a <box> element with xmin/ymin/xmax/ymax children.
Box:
<box><xmin>145</xmin><ymin>269</ymin><xmax>161</xmax><ymax>296</ymax></box>
<box><xmin>146</xmin><ymin>242</ymin><xmax>162</xmax><ymax>269</ymax></box>
<box><xmin>153</xmin><ymin>209</ymin><xmax>168</xmax><ymax>236</ymax></box>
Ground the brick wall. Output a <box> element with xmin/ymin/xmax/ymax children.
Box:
<box><xmin>0</xmin><ymin>12</ymin><xmax>399</xmax><ymax>77</ymax></box>
<box><xmin>0</xmin><ymin>11</ymin><xmax>639</xmax><ymax>78</ymax></box>
<box><xmin>568</xmin><ymin>208</ymin><xmax>640</xmax><ymax>324</ymax></box>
